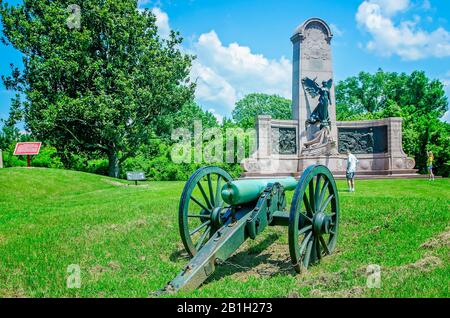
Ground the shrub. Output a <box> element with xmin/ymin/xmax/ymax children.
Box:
<box><xmin>86</xmin><ymin>159</ymin><xmax>109</xmax><ymax>176</ymax></box>
<box><xmin>31</xmin><ymin>146</ymin><xmax>64</xmax><ymax>169</ymax></box>
<box><xmin>2</xmin><ymin>144</ymin><xmax>27</xmax><ymax>167</ymax></box>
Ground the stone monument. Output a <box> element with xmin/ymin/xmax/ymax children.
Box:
<box><xmin>292</xmin><ymin>18</ymin><xmax>337</xmax><ymax>156</ymax></box>
<box><xmin>242</xmin><ymin>18</ymin><xmax>417</xmax><ymax>178</ymax></box>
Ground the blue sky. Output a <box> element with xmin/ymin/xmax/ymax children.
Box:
<box><xmin>1</xmin><ymin>0</ymin><xmax>450</xmax><ymax>125</ymax></box>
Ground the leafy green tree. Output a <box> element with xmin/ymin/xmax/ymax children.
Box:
<box><xmin>232</xmin><ymin>93</ymin><xmax>292</xmax><ymax>129</ymax></box>
<box><xmin>153</xmin><ymin>101</ymin><xmax>218</xmax><ymax>140</ymax></box>
<box><xmin>0</xmin><ymin>0</ymin><xmax>195</xmax><ymax>177</ymax></box>
<box><xmin>335</xmin><ymin>69</ymin><xmax>449</xmax><ymax>175</ymax></box>
<box><xmin>335</xmin><ymin>70</ymin><xmax>388</xmax><ymax>116</ymax></box>
<box><xmin>0</xmin><ymin>124</ymin><xmax>21</xmax><ymax>150</ymax></box>
<box><xmin>336</xmin><ymin>70</ymin><xmax>447</xmax><ymax>120</ymax></box>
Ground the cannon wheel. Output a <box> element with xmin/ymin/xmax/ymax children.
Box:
<box><xmin>179</xmin><ymin>166</ymin><xmax>233</xmax><ymax>257</ymax></box>
<box><xmin>288</xmin><ymin>165</ymin><xmax>339</xmax><ymax>273</ymax></box>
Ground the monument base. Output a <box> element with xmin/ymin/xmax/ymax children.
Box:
<box><xmin>241</xmin><ymin>116</ymin><xmax>418</xmax><ymax>179</ymax></box>
<box><xmin>241</xmin><ymin>154</ymin><xmax>418</xmax><ymax>179</ymax></box>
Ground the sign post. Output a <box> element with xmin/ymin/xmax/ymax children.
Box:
<box><xmin>0</xmin><ymin>149</ymin><xmax>3</xmax><ymax>169</ymax></box>
<box><xmin>13</xmin><ymin>142</ymin><xmax>42</xmax><ymax>168</ymax></box>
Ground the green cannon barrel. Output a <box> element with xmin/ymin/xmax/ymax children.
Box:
<box><xmin>221</xmin><ymin>177</ymin><xmax>297</xmax><ymax>205</ymax></box>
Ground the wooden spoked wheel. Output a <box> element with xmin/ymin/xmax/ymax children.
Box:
<box><xmin>288</xmin><ymin>165</ymin><xmax>339</xmax><ymax>273</ymax></box>
<box><xmin>178</xmin><ymin>166</ymin><xmax>233</xmax><ymax>257</ymax></box>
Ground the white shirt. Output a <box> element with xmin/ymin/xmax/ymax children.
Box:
<box><xmin>346</xmin><ymin>153</ymin><xmax>358</xmax><ymax>173</ymax></box>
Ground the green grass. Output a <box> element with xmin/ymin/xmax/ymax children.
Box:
<box><xmin>0</xmin><ymin>167</ymin><xmax>449</xmax><ymax>298</ymax></box>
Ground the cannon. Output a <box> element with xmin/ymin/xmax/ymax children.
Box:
<box><xmin>161</xmin><ymin>164</ymin><xmax>339</xmax><ymax>293</ymax></box>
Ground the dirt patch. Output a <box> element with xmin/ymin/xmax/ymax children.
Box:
<box><xmin>229</xmin><ymin>242</ymin><xmax>293</xmax><ymax>280</ymax></box>
<box><xmin>353</xmin><ymin>254</ymin><xmax>443</xmax><ymax>279</ymax></box>
<box><xmin>420</xmin><ymin>228</ymin><xmax>450</xmax><ymax>249</ymax></box>
<box><xmin>353</xmin><ymin>265</ymin><xmax>368</xmax><ymax>276</ymax></box>
<box><xmin>309</xmin><ymin>286</ymin><xmax>364</xmax><ymax>298</ymax></box>
<box><xmin>369</xmin><ymin>222</ymin><xmax>390</xmax><ymax>234</ymax></box>
<box><xmin>83</xmin><ymin>217</ymin><xmax>149</xmax><ymax>240</ymax></box>
<box><xmin>227</xmin><ymin>253</ymin><xmax>290</xmax><ymax>281</ymax></box>
<box><xmin>102</xmin><ymin>179</ymin><xmax>129</xmax><ymax>187</ymax></box>
<box><xmin>2</xmin><ymin>287</ymin><xmax>27</xmax><ymax>298</ymax></box>
<box><xmin>287</xmin><ymin>269</ymin><xmax>349</xmax><ymax>298</ymax></box>
<box><xmin>309</xmin><ymin>289</ymin><xmax>324</xmax><ymax>297</ymax></box>
<box><xmin>340</xmin><ymin>286</ymin><xmax>365</xmax><ymax>297</ymax></box>
<box><xmin>108</xmin><ymin>218</ymin><xmax>148</xmax><ymax>231</ymax></box>
<box><xmin>335</xmin><ymin>286</ymin><xmax>365</xmax><ymax>298</ymax></box>
<box><xmin>303</xmin><ymin>270</ymin><xmax>345</xmax><ymax>288</ymax></box>
<box><xmin>287</xmin><ymin>291</ymin><xmax>300</xmax><ymax>298</ymax></box>
<box><xmin>396</xmin><ymin>255</ymin><xmax>443</xmax><ymax>273</ymax></box>
<box><xmin>102</xmin><ymin>179</ymin><xmax>149</xmax><ymax>187</ymax></box>
<box><xmin>107</xmin><ymin>261</ymin><xmax>121</xmax><ymax>270</ymax></box>
<box><xmin>89</xmin><ymin>264</ymin><xmax>107</xmax><ymax>277</ymax></box>
<box><xmin>89</xmin><ymin>261</ymin><xmax>121</xmax><ymax>279</ymax></box>
<box><xmin>209</xmin><ymin>234</ymin><xmax>294</xmax><ymax>283</ymax></box>
<box><xmin>0</xmin><ymin>234</ymin><xmax>6</xmax><ymax>245</ymax></box>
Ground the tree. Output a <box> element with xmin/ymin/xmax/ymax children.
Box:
<box><xmin>153</xmin><ymin>101</ymin><xmax>218</xmax><ymax>140</ymax></box>
<box><xmin>0</xmin><ymin>0</ymin><xmax>195</xmax><ymax>177</ymax></box>
<box><xmin>0</xmin><ymin>124</ymin><xmax>21</xmax><ymax>150</ymax></box>
<box><xmin>335</xmin><ymin>70</ymin><xmax>388</xmax><ymax>116</ymax></box>
<box><xmin>335</xmin><ymin>69</ymin><xmax>449</xmax><ymax>176</ymax></box>
<box><xmin>336</xmin><ymin>70</ymin><xmax>448</xmax><ymax>120</ymax></box>
<box><xmin>232</xmin><ymin>93</ymin><xmax>292</xmax><ymax>129</ymax></box>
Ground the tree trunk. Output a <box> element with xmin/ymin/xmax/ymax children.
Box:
<box><xmin>108</xmin><ymin>150</ymin><xmax>120</xmax><ymax>178</ymax></box>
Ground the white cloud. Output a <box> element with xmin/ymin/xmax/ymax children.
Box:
<box><xmin>442</xmin><ymin>112</ymin><xmax>450</xmax><ymax>122</ymax></box>
<box><xmin>145</xmin><ymin>9</ymin><xmax>291</xmax><ymax>117</ymax></box>
<box><xmin>152</xmin><ymin>7</ymin><xmax>170</xmax><ymax>38</ymax></box>
<box><xmin>356</xmin><ymin>0</ymin><xmax>450</xmax><ymax>60</ymax></box>
<box><xmin>330</xmin><ymin>23</ymin><xmax>344</xmax><ymax>37</ymax></box>
<box><xmin>370</xmin><ymin>0</ymin><xmax>411</xmax><ymax>16</ymax></box>
<box><xmin>138</xmin><ymin>0</ymin><xmax>160</xmax><ymax>8</ymax></box>
<box><xmin>191</xmin><ymin>61</ymin><xmax>237</xmax><ymax>113</ymax></box>
<box><xmin>442</xmin><ymin>73</ymin><xmax>450</xmax><ymax>122</ymax></box>
<box><xmin>191</xmin><ymin>30</ymin><xmax>292</xmax><ymax>114</ymax></box>
<box><xmin>207</xmin><ymin>108</ymin><xmax>224</xmax><ymax>124</ymax></box>
<box><xmin>138</xmin><ymin>0</ymin><xmax>150</xmax><ymax>6</ymax></box>
<box><xmin>422</xmin><ymin>0</ymin><xmax>431</xmax><ymax>11</ymax></box>
<box><xmin>136</xmin><ymin>2</ymin><xmax>169</xmax><ymax>38</ymax></box>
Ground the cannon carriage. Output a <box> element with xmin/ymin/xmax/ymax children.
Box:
<box><xmin>161</xmin><ymin>164</ymin><xmax>340</xmax><ymax>293</ymax></box>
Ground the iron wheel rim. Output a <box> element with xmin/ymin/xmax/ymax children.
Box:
<box><xmin>178</xmin><ymin>166</ymin><xmax>233</xmax><ymax>257</ymax></box>
<box><xmin>288</xmin><ymin>165</ymin><xmax>339</xmax><ymax>273</ymax></box>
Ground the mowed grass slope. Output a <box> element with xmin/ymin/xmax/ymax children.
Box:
<box><xmin>0</xmin><ymin>167</ymin><xmax>448</xmax><ymax>298</ymax></box>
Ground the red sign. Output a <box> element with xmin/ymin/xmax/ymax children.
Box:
<box><xmin>13</xmin><ymin>142</ymin><xmax>42</xmax><ymax>155</ymax></box>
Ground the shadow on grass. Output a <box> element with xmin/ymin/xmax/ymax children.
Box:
<box><xmin>166</xmin><ymin>232</ymin><xmax>298</xmax><ymax>291</ymax></box>
<box><xmin>205</xmin><ymin>233</ymin><xmax>297</xmax><ymax>285</ymax></box>
<box><xmin>169</xmin><ymin>248</ymin><xmax>190</xmax><ymax>262</ymax></box>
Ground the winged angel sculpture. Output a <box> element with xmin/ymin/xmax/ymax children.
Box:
<box><xmin>302</xmin><ymin>77</ymin><xmax>332</xmax><ymax>128</ymax></box>
<box><xmin>301</xmin><ymin>77</ymin><xmax>333</xmax><ymax>150</ymax></box>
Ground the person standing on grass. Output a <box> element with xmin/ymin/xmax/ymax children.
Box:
<box><xmin>427</xmin><ymin>151</ymin><xmax>435</xmax><ymax>181</ymax></box>
<box><xmin>346</xmin><ymin>150</ymin><xmax>358</xmax><ymax>192</ymax></box>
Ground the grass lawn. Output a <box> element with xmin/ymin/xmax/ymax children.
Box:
<box><xmin>0</xmin><ymin>167</ymin><xmax>448</xmax><ymax>298</ymax></box>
